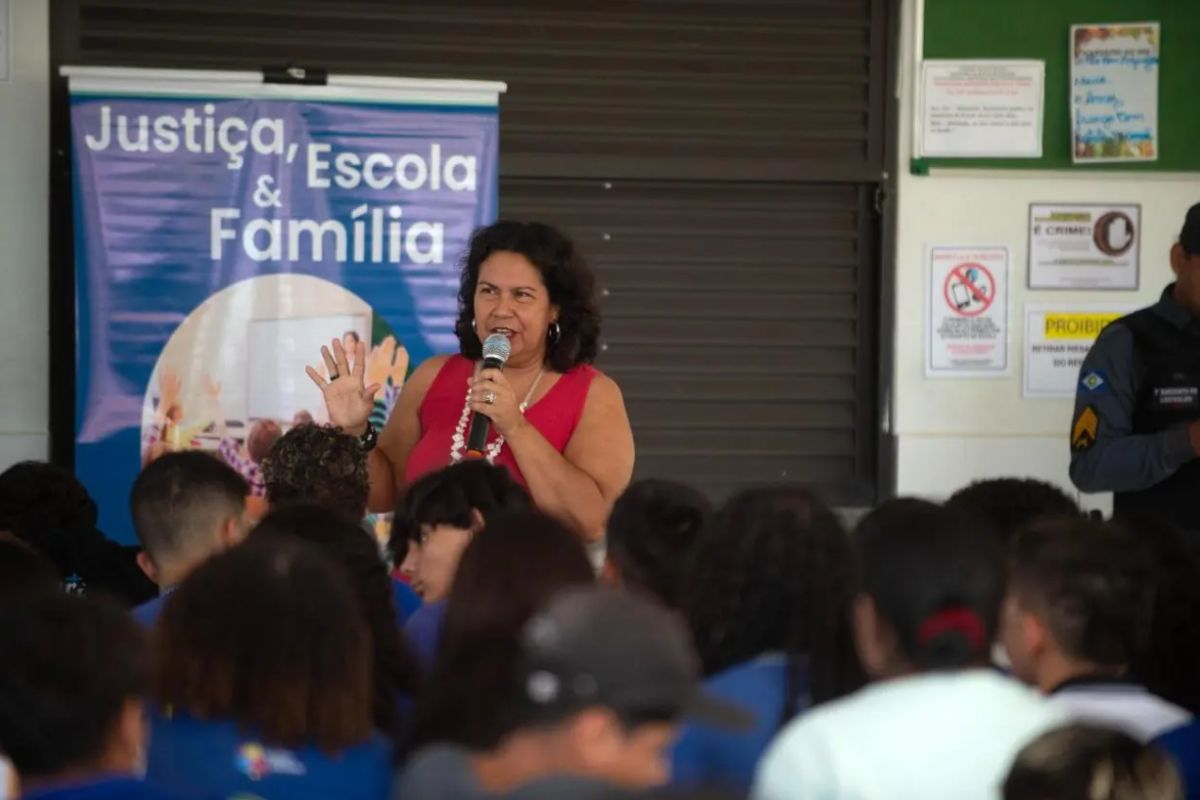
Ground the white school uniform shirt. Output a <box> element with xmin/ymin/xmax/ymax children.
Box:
<box><xmin>752</xmin><ymin>669</ymin><xmax>1065</xmax><ymax>800</ymax></box>
<box><xmin>1049</xmin><ymin>678</ymin><xmax>1192</xmax><ymax>742</ymax></box>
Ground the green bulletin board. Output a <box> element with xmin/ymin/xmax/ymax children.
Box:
<box><xmin>917</xmin><ymin>0</ymin><xmax>1200</xmax><ymax>172</ymax></box>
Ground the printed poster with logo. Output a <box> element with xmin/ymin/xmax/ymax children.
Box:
<box><xmin>66</xmin><ymin>67</ymin><xmax>504</xmax><ymax>541</ymax></box>
<box><xmin>1028</xmin><ymin>204</ymin><xmax>1140</xmax><ymax>289</ymax></box>
<box><xmin>1023</xmin><ymin>305</ymin><xmax>1136</xmax><ymax>398</ymax></box>
<box><xmin>926</xmin><ymin>246</ymin><xmax>1010</xmax><ymax>377</ymax></box>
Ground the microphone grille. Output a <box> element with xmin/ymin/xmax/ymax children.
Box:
<box><xmin>481</xmin><ymin>333</ymin><xmax>512</xmax><ymax>364</ymax></box>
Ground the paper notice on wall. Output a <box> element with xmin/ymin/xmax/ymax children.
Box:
<box><xmin>918</xmin><ymin>60</ymin><xmax>1044</xmax><ymax>158</ymax></box>
<box><xmin>927</xmin><ymin>246</ymin><xmax>1010</xmax><ymax>377</ymax></box>
<box><xmin>1028</xmin><ymin>203</ymin><xmax>1140</xmax><ymax>289</ymax></box>
<box><xmin>0</xmin><ymin>0</ymin><xmax>9</xmax><ymax>83</ymax></box>
<box><xmin>1071</xmin><ymin>23</ymin><xmax>1159</xmax><ymax>163</ymax></box>
<box><xmin>1024</xmin><ymin>305</ymin><xmax>1135</xmax><ymax>397</ymax></box>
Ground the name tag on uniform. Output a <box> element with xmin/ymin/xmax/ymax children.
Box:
<box><xmin>1151</xmin><ymin>385</ymin><xmax>1200</xmax><ymax>410</ymax></box>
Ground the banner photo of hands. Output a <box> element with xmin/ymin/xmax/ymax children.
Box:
<box><xmin>65</xmin><ymin>67</ymin><xmax>504</xmax><ymax>541</ymax></box>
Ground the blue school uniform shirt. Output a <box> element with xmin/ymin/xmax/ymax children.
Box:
<box><xmin>21</xmin><ymin>776</ymin><xmax>192</xmax><ymax>800</ymax></box>
<box><xmin>391</xmin><ymin>577</ymin><xmax>422</xmax><ymax>624</ymax></box>
<box><xmin>1156</xmin><ymin>720</ymin><xmax>1200</xmax><ymax>800</ymax></box>
<box><xmin>670</xmin><ymin>654</ymin><xmax>796</xmax><ymax>792</ymax></box>
<box><xmin>146</xmin><ymin>709</ymin><xmax>392</xmax><ymax>800</ymax></box>
<box><xmin>405</xmin><ymin>599</ymin><xmax>447</xmax><ymax>671</ymax></box>
<box><xmin>133</xmin><ymin>588</ymin><xmax>176</xmax><ymax>627</ymax></box>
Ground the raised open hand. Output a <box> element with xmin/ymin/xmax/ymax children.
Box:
<box><xmin>305</xmin><ymin>338</ymin><xmax>381</xmax><ymax>436</ymax></box>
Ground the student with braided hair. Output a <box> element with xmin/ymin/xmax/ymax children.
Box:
<box><xmin>671</xmin><ymin>486</ymin><xmax>863</xmax><ymax>792</ymax></box>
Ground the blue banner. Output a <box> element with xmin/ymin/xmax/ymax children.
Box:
<box><xmin>68</xmin><ymin>69</ymin><xmax>502</xmax><ymax>542</ymax></box>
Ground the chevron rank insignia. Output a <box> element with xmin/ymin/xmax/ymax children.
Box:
<box><xmin>1071</xmin><ymin>406</ymin><xmax>1099</xmax><ymax>451</ymax></box>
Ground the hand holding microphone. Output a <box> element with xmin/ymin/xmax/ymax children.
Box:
<box><xmin>466</xmin><ymin>334</ymin><xmax>518</xmax><ymax>456</ymax></box>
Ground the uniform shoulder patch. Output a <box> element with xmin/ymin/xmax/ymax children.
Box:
<box><xmin>1079</xmin><ymin>370</ymin><xmax>1108</xmax><ymax>393</ymax></box>
<box><xmin>1072</xmin><ymin>406</ymin><xmax>1099</xmax><ymax>451</ymax></box>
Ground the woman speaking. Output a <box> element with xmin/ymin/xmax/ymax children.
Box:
<box><xmin>308</xmin><ymin>221</ymin><xmax>635</xmax><ymax>541</ymax></box>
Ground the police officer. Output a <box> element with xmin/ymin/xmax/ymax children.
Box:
<box><xmin>1070</xmin><ymin>202</ymin><xmax>1200</xmax><ymax>533</ymax></box>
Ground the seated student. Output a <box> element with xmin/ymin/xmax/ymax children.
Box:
<box><xmin>946</xmin><ymin>477</ymin><xmax>1083</xmax><ymax>671</ymax></box>
<box><xmin>671</xmin><ymin>486</ymin><xmax>863</xmax><ymax>792</ymax></box>
<box><xmin>147</xmin><ymin>537</ymin><xmax>391</xmax><ymax>800</ymax></box>
<box><xmin>396</xmin><ymin>461</ymin><xmax>531</xmax><ymax>666</ymax></box>
<box><xmin>263</xmin><ymin>422</ymin><xmax>421</xmax><ymax>620</ymax></box>
<box><xmin>398</xmin><ymin>586</ymin><xmax>751</xmax><ymax>800</ymax></box>
<box><xmin>753</xmin><ymin>499</ymin><xmax>1063</xmax><ymax>800</ymax></box>
<box><xmin>0</xmin><ymin>590</ymin><xmax>183</xmax><ymax>800</ymax></box>
<box><xmin>601</xmin><ymin>479</ymin><xmax>710</xmax><ymax>610</ymax></box>
<box><xmin>0</xmin><ymin>461</ymin><xmax>156</xmax><ymax>605</ymax></box>
<box><xmin>254</xmin><ymin>503</ymin><xmax>421</xmax><ymax>742</ymax></box>
<box><xmin>129</xmin><ymin>451</ymin><xmax>251</xmax><ymax>626</ymax></box>
<box><xmin>1005</xmin><ymin>724</ymin><xmax>1182</xmax><ymax>800</ymax></box>
<box><xmin>1002</xmin><ymin>517</ymin><xmax>1191</xmax><ymax>741</ymax></box>
<box><xmin>404</xmin><ymin>511</ymin><xmax>596</xmax><ymax>754</ymax></box>
<box><xmin>945</xmin><ymin>477</ymin><xmax>1081</xmax><ymax>544</ymax></box>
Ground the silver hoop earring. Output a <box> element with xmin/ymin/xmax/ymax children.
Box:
<box><xmin>550</xmin><ymin>322</ymin><xmax>561</xmax><ymax>343</ymax></box>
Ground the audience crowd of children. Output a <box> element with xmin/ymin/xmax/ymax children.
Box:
<box><xmin>1</xmin><ymin>423</ymin><xmax>1198</xmax><ymax>800</ymax></box>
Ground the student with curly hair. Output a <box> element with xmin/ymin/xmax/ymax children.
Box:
<box><xmin>146</xmin><ymin>537</ymin><xmax>391</xmax><ymax>800</ymax></box>
<box><xmin>262</xmin><ymin>423</ymin><xmax>422</xmax><ymax>621</ymax></box>
<box><xmin>671</xmin><ymin>487</ymin><xmax>862</xmax><ymax>791</ymax></box>
<box><xmin>254</xmin><ymin>504</ymin><xmax>422</xmax><ymax>743</ymax></box>
<box><xmin>262</xmin><ymin>423</ymin><xmax>370</xmax><ymax>521</ymax></box>
<box><xmin>309</xmin><ymin>221</ymin><xmax>635</xmax><ymax>541</ymax></box>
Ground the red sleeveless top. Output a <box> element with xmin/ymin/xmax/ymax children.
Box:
<box><xmin>404</xmin><ymin>355</ymin><xmax>598</xmax><ymax>488</ymax></box>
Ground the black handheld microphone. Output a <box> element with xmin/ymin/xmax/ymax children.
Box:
<box><xmin>465</xmin><ymin>333</ymin><xmax>512</xmax><ymax>458</ymax></box>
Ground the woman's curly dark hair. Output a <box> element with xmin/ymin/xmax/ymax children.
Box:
<box><xmin>682</xmin><ymin>487</ymin><xmax>864</xmax><ymax>718</ymax></box>
<box><xmin>454</xmin><ymin>221</ymin><xmax>600</xmax><ymax>372</ymax></box>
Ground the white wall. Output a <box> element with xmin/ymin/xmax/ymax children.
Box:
<box><xmin>892</xmin><ymin>0</ymin><xmax>1197</xmax><ymax>509</ymax></box>
<box><xmin>0</xmin><ymin>0</ymin><xmax>50</xmax><ymax>467</ymax></box>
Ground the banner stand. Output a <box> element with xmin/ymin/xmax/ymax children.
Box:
<box><xmin>64</xmin><ymin>66</ymin><xmax>504</xmax><ymax>541</ymax></box>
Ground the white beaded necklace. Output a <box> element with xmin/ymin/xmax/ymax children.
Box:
<box><xmin>450</xmin><ymin>364</ymin><xmax>546</xmax><ymax>464</ymax></box>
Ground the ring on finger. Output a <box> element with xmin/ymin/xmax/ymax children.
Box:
<box><xmin>483</xmin><ymin>390</ymin><xmax>496</xmax><ymax>405</ymax></box>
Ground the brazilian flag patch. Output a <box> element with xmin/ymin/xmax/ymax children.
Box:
<box><xmin>1072</xmin><ymin>406</ymin><xmax>1099</xmax><ymax>451</ymax></box>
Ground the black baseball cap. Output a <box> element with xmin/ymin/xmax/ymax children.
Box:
<box><xmin>1182</xmin><ymin>202</ymin><xmax>1200</xmax><ymax>256</ymax></box>
<box><xmin>515</xmin><ymin>587</ymin><xmax>753</xmax><ymax>731</ymax></box>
